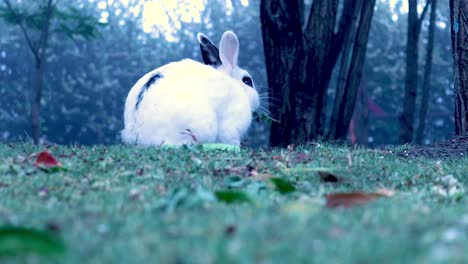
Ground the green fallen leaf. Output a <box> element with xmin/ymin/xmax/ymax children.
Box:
<box><xmin>270</xmin><ymin>178</ymin><xmax>296</xmax><ymax>194</ymax></box>
<box><xmin>37</xmin><ymin>165</ymin><xmax>68</xmax><ymax>173</ymax></box>
<box><xmin>202</xmin><ymin>144</ymin><xmax>241</xmax><ymax>152</ymax></box>
<box><xmin>215</xmin><ymin>190</ymin><xmax>251</xmax><ymax>204</ymax></box>
<box><xmin>0</xmin><ymin>226</ymin><xmax>66</xmax><ymax>257</ymax></box>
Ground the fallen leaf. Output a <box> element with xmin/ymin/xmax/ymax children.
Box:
<box><xmin>270</xmin><ymin>178</ymin><xmax>296</xmax><ymax>194</ymax></box>
<box><xmin>0</xmin><ymin>226</ymin><xmax>66</xmax><ymax>257</ymax></box>
<box><xmin>34</xmin><ymin>151</ymin><xmax>66</xmax><ymax>172</ymax></box>
<box><xmin>325</xmin><ymin>189</ymin><xmax>393</xmax><ymax>208</ymax></box>
<box><xmin>214</xmin><ymin>190</ymin><xmax>251</xmax><ymax>204</ymax></box>
<box><xmin>34</xmin><ymin>151</ymin><xmax>61</xmax><ymax>167</ymax></box>
<box><xmin>202</xmin><ymin>143</ymin><xmax>240</xmax><ymax>152</ymax></box>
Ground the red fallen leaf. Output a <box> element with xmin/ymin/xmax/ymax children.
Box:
<box><xmin>326</xmin><ymin>189</ymin><xmax>393</xmax><ymax>208</ymax></box>
<box><xmin>34</xmin><ymin>151</ymin><xmax>62</xmax><ymax>168</ymax></box>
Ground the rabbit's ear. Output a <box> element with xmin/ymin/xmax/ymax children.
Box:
<box><xmin>197</xmin><ymin>33</ymin><xmax>222</xmax><ymax>66</ymax></box>
<box><xmin>219</xmin><ymin>31</ymin><xmax>239</xmax><ymax>72</ymax></box>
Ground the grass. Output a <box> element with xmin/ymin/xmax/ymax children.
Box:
<box><xmin>0</xmin><ymin>143</ymin><xmax>467</xmax><ymax>263</ymax></box>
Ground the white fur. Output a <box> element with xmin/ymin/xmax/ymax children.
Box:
<box><xmin>122</xmin><ymin>31</ymin><xmax>259</xmax><ymax>146</ymax></box>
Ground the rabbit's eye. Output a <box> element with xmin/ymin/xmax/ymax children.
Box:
<box><xmin>242</xmin><ymin>76</ymin><xmax>253</xmax><ymax>87</ymax></box>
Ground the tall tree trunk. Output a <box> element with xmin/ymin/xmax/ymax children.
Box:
<box><xmin>3</xmin><ymin>0</ymin><xmax>53</xmax><ymax>144</ymax></box>
<box><xmin>329</xmin><ymin>0</ymin><xmax>362</xmax><ymax>139</ymax></box>
<box><xmin>31</xmin><ymin>0</ymin><xmax>53</xmax><ymax>144</ymax></box>
<box><xmin>31</xmin><ymin>59</ymin><xmax>45</xmax><ymax>144</ymax></box>
<box><xmin>261</xmin><ymin>0</ymin><xmax>359</xmax><ymax>146</ymax></box>
<box><xmin>301</xmin><ymin>0</ymin><xmax>339</xmax><ymax>140</ymax></box>
<box><xmin>260</xmin><ymin>0</ymin><xmax>306</xmax><ymax>146</ymax></box>
<box><xmin>416</xmin><ymin>0</ymin><xmax>437</xmax><ymax>144</ymax></box>
<box><xmin>400</xmin><ymin>0</ymin><xmax>419</xmax><ymax>144</ymax></box>
<box><xmin>328</xmin><ymin>0</ymin><xmax>376</xmax><ymax>140</ymax></box>
<box><xmin>450</xmin><ymin>0</ymin><xmax>468</xmax><ymax>136</ymax></box>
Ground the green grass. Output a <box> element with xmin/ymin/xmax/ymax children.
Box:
<box><xmin>0</xmin><ymin>143</ymin><xmax>467</xmax><ymax>263</ymax></box>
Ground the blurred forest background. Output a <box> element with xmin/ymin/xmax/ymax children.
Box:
<box><xmin>0</xmin><ymin>0</ymin><xmax>456</xmax><ymax>147</ymax></box>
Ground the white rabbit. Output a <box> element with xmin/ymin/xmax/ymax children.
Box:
<box><xmin>121</xmin><ymin>31</ymin><xmax>259</xmax><ymax>146</ymax></box>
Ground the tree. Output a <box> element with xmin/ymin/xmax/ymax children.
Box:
<box><xmin>0</xmin><ymin>0</ymin><xmax>100</xmax><ymax>144</ymax></box>
<box><xmin>328</xmin><ymin>0</ymin><xmax>377</xmax><ymax>141</ymax></box>
<box><xmin>416</xmin><ymin>0</ymin><xmax>438</xmax><ymax>144</ymax></box>
<box><xmin>399</xmin><ymin>0</ymin><xmax>431</xmax><ymax>144</ymax></box>
<box><xmin>260</xmin><ymin>0</ymin><xmax>376</xmax><ymax>146</ymax></box>
<box><xmin>450</xmin><ymin>0</ymin><xmax>468</xmax><ymax>136</ymax></box>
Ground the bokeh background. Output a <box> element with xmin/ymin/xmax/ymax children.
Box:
<box><xmin>0</xmin><ymin>0</ymin><xmax>454</xmax><ymax>147</ymax></box>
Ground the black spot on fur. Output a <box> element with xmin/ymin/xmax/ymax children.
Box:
<box><xmin>135</xmin><ymin>73</ymin><xmax>162</xmax><ymax>110</ymax></box>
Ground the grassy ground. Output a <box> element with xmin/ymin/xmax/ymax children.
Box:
<box><xmin>0</xmin><ymin>143</ymin><xmax>467</xmax><ymax>263</ymax></box>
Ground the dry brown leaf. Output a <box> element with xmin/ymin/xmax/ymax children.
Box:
<box><xmin>325</xmin><ymin>189</ymin><xmax>394</xmax><ymax>208</ymax></box>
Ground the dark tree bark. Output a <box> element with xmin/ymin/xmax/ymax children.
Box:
<box><xmin>328</xmin><ymin>0</ymin><xmax>376</xmax><ymax>140</ymax></box>
<box><xmin>3</xmin><ymin>0</ymin><xmax>54</xmax><ymax>144</ymax></box>
<box><xmin>260</xmin><ymin>0</ymin><xmax>306</xmax><ymax>146</ymax></box>
<box><xmin>261</xmin><ymin>0</ymin><xmax>365</xmax><ymax>146</ymax></box>
<box><xmin>400</xmin><ymin>0</ymin><xmax>432</xmax><ymax>144</ymax></box>
<box><xmin>300</xmin><ymin>0</ymin><xmax>339</xmax><ymax>140</ymax></box>
<box><xmin>399</xmin><ymin>0</ymin><xmax>419</xmax><ymax>144</ymax></box>
<box><xmin>450</xmin><ymin>0</ymin><xmax>468</xmax><ymax>136</ymax></box>
<box><xmin>416</xmin><ymin>0</ymin><xmax>437</xmax><ymax>144</ymax></box>
<box><xmin>329</xmin><ymin>0</ymin><xmax>361</xmax><ymax>140</ymax></box>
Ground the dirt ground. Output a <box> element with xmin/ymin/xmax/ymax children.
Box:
<box><xmin>397</xmin><ymin>136</ymin><xmax>468</xmax><ymax>159</ymax></box>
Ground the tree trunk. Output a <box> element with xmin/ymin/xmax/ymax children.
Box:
<box><xmin>399</xmin><ymin>0</ymin><xmax>419</xmax><ymax>144</ymax></box>
<box><xmin>300</xmin><ymin>0</ymin><xmax>339</xmax><ymax>140</ymax></box>
<box><xmin>260</xmin><ymin>0</ymin><xmax>306</xmax><ymax>146</ymax></box>
<box><xmin>450</xmin><ymin>0</ymin><xmax>468</xmax><ymax>136</ymax></box>
<box><xmin>333</xmin><ymin>0</ymin><xmax>375</xmax><ymax>140</ymax></box>
<box><xmin>329</xmin><ymin>0</ymin><xmax>375</xmax><ymax>140</ymax></box>
<box><xmin>416</xmin><ymin>0</ymin><xmax>437</xmax><ymax>144</ymax></box>
<box><xmin>329</xmin><ymin>0</ymin><xmax>362</xmax><ymax>140</ymax></box>
<box><xmin>261</xmin><ymin>0</ymin><xmax>360</xmax><ymax>147</ymax></box>
<box><xmin>31</xmin><ymin>60</ymin><xmax>45</xmax><ymax>144</ymax></box>
<box><xmin>31</xmin><ymin>0</ymin><xmax>53</xmax><ymax>144</ymax></box>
